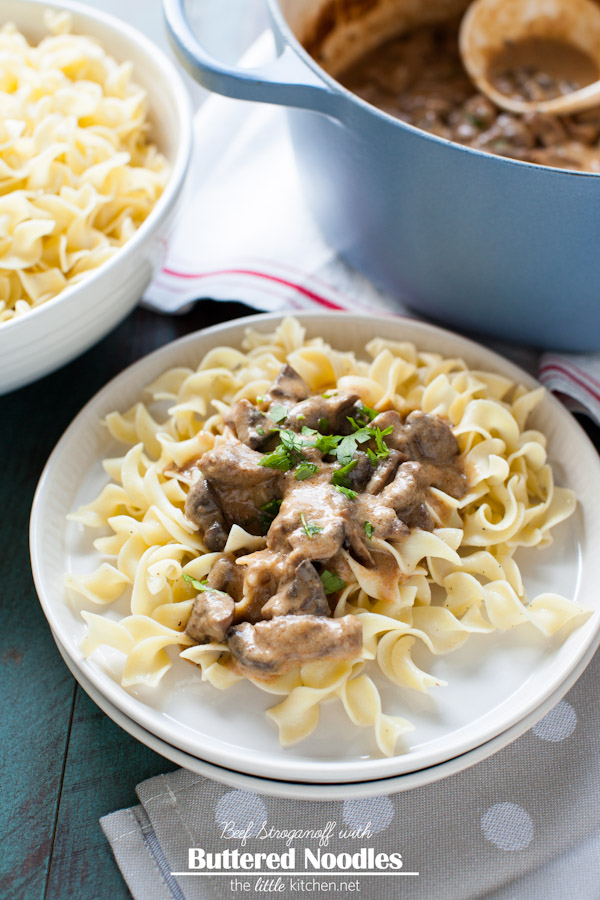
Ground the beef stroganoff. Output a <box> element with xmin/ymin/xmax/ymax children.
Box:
<box><xmin>66</xmin><ymin>318</ymin><xmax>586</xmax><ymax>756</ymax></box>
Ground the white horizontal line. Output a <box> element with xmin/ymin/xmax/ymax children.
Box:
<box><xmin>171</xmin><ymin>872</ymin><xmax>419</xmax><ymax>877</ymax></box>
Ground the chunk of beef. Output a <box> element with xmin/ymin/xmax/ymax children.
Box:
<box><xmin>227</xmin><ymin>614</ymin><xmax>362</xmax><ymax>675</ymax></box>
<box><xmin>380</xmin><ymin>461</ymin><xmax>423</xmax><ymax>514</ymax></box>
<box><xmin>185</xmin><ymin>589</ymin><xmax>234</xmax><ymax>643</ymax></box>
<box><xmin>227</xmin><ymin>399</ymin><xmax>272</xmax><ymax>449</ymax></box>
<box><xmin>184</xmin><ymin>476</ymin><xmax>228</xmax><ymax>551</ymax></box>
<box><xmin>285</xmin><ymin>392</ymin><xmax>360</xmax><ymax>433</ymax></box>
<box><xmin>263</xmin><ymin>364</ymin><xmax>310</xmax><ymax>407</ymax></box>
<box><xmin>369</xmin><ymin>411</ymin><xmax>411</xmax><ymax>454</ymax></box>
<box><xmin>267</xmin><ymin>484</ymin><xmax>347</xmax><ymax>561</ymax></box>
<box><xmin>366</xmin><ymin>449</ymin><xmax>403</xmax><ymax>494</ymax></box>
<box><xmin>365</xmin><ymin>506</ymin><xmax>410</xmax><ymax>542</ymax></box>
<box><xmin>346</xmin><ymin>453</ymin><xmax>372</xmax><ymax>492</ymax></box>
<box><xmin>341</xmin><ymin>512</ymin><xmax>374</xmax><ymax>568</ymax></box>
<box><xmin>201</xmin><ymin>442</ymin><xmax>281</xmax><ymax>487</ymax></box>
<box><xmin>207</xmin><ymin>555</ymin><xmax>244</xmax><ymax>602</ymax></box>
<box><xmin>261</xmin><ymin>560</ymin><xmax>329</xmax><ymax>618</ymax></box>
<box><xmin>402</xmin><ymin>503</ymin><xmax>435</xmax><ymax>531</ymax></box>
<box><xmin>234</xmin><ymin>559</ymin><xmax>277</xmax><ymax>624</ymax></box>
<box><xmin>405</xmin><ymin>411</ymin><xmax>459</xmax><ymax>465</ymax></box>
<box><xmin>200</xmin><ymin>441</ymin><xmax>283</xmax><ymax>532</ymax></box>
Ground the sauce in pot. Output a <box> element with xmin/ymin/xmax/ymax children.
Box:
<box><xmin>335</xmin><ymin>20</ymin><xmax>600</xmax><ymax>171</ymax></box>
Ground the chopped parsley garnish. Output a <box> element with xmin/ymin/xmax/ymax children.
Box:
<box><xmin>364</xmin><ymin>521</ymin><xmax>374</xmax><ymax>539</ymax></box>
<box><xmin>258</xmin><ymin>443</ymin><xmax>296</xmax><ymax>471</ymax></box>
<box><xmin>318</xmin><ymin>417</ymin><xmax>329</xmax><ymax>433</ymax></box>
<box><xmin>300</xmin><ymin>511</ymin><xmax>323</xmax><ymax>538</ymax></box>
<box><xmin>256</xmin><ymin>426</ymin><xmax>265</xmax><ymax>435</ymax></box>
<box><xmin>334</xmin><ymin>484</ymin><xmax>358</xmax><ymax>500</ymax></box>
<box><xmin>344</xmin><ymin>418</ymin><xmax>393</xmax><ymax>464</ymax></box>
<box><xmin>315</xmin><ymin>433</ymin><xmax>343</xmax><ymax>455</ymax></box>
<box><xmin>354</xmin><ymin>403</ymin><xmax>378</xmax><ymax>426</ymax></box>
<box><xmin>259</xmin><ymin>429</ymin><xmax>310</xmax><ymax>471</ymax></box>
<box><xmin>374</xmin><ymin>425</ymin><xmax>393</xmax><ymax>457</ymax></box>
<box><xmin>320</xmin><ymin>569</ymin><xmax>346</xmax><ymax>594</ymax></box>
<box><xmin>322</xmin><ymin>390</ymin><xmax>337</xmax><ymax>398</ymax></box>
<box><xmin>366</xmin><ymin>447</ymin><xmax>379</xmax><ymax>467</ymax></box>
<box><xmin>256</xmin><ymin>395</ymin><xmax>264</xmax><ymax>404</ymax></box>
<box><xmin>182</xmin><ymin>572</ymin><xmax>208</xmax><ymax>591</ymax></box>
<box><xmin>182</xmin><ymin>572</ymin><xmax>230</xmax><ymax>598</ymax></box>
<box><xmin>294</xmin><ymin>461</ymin><xmax>319</xmax><ymax>481</ymax></box>
<box><xmin>258</xmin><ymin>497</ymin><xmax>283</xmax><ymax>532</ymax></box>
<box><xmin>331</xmin><ymin>458</ymin><xmax>357</xmax><ymax>488</ymax></box>
<box><xmin>269</xmin><ymin>404</ymin><xmax>288</xmax><ymax>424</ymax></box>
<box><xmin>336</xmin><ymin>430</ymin><xmax>369</xmax><ymax>465</ymax></box>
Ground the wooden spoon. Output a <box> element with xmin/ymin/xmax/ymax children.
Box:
<box><xmin>459</xmin><ymin>0</ymin><xmax>600</xmax><ymax>115</ymax></box>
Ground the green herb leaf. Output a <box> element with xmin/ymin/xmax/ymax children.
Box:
<box><xmin>259</xmin><ymin>429</ymin><xmax>310</xmax><ymax>471</ymax></box>
<box><xmin>317</xmin><ymin>417</ymin><xmax>329</xmax><ymax>433</ymax></box>
<box><xmin>279</xmin><ymin>429</ymin><xmax>309</xmax><ymax>455</ymax></box>
<box><xmin>301</xmin><ymin>425</ymin><xmax>318</xmax><ymax>436</ymax></box>
<box><xmin>374</xmin><ymin>425</ymin><xmax>393</xmax><ymax>458</ymax></box>
<box><xmin>294</xmin><ymin>461</ymin><xmax>319</xmax><ymax>481</ymax></box>
<box><xmin>256</xmin><ymin>395</ymin><xmax>264</xmax><ymax>404</ymax></box>
<box><xmin>258</xmin><ymin>444</ymin><xmax>295</xmax><ymax>471</ymax></box>
<box><xmin>320</xmin><ymin>569</ymin><xmax>346</xmax><ymax>594</ymax></box>
<box><xmin>364</xmin><ymin>521</ymin><xmax>374</xmax><ymax>539</ymax></box>
<box><xmin>366</xmin><ymin>447</ymin><xmax>379</xmax><ymax>466</ymax></box>
<box><xmin>300</xmin><ymin>511</ymin><xmax>323</xmax><ymax>538</ymax></box>
<box><xmin>256</xmin><ymin>426</ymin><xmax>265</xmax><ymax>436</ymax></box>
<box><xmin>182</xmin><ymin>572</ymin><xmax>209</xmax><ymax>591</ymax></box>
<box><xmin>270</xmin><ymin>404</ymin><xmax>288</xmax><ymax>424</ymax></box>
<box><xmin>331</xmin><ymin>458</ymin><xmax>358</xmax><ymax>488</ymax></box>
<box><xmin>336</xmin><ymin>434</ymin><xmax>357</xmax><ymax>466</ymax></box>
<box><xmin>334</xmin><ymin>484</ymin><xmax>358</xmax><ymax>500</ymax></box>
<box><xmin>315</xmin><ymin>433</ymin><xmax>343</xmax><ymax>455</ymax></box>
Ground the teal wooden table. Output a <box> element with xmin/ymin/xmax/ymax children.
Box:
<box><xmin>0</xmin><ymin>300</ymin><xmax>253</xmax><ymax>900</ymax></box>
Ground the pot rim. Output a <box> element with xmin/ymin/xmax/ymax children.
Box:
<box><xmin>266</xmin><ymin>0</ymin><xmax>600</xmax><ymax>179</ymax></box>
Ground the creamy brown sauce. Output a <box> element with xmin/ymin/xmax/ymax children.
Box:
<box><xmin>490</xmin><ymin>37</ymin><xmax>598</xmax><ymax>102</ymax></box>
<box><xmin>180</xmin><ymin>364</ymin><xmax>467</xmax><ymax>677</ymax></box>
<box><xmin>335</xmin><ymin>20</ymin><xmax>600</xmax><ymax>172</ymax></box>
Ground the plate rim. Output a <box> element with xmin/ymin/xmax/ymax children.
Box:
<box><xmin>30</xmin><ymin>310</ymin><xmax>600</xmax><ymax>783</ymax></box>
<box><xmin>50</xmin><ymin>622</ymin><xmax>599</xmax><ymax>800</ymax></box>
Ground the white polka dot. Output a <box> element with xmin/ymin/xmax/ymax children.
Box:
<box><xmin>215</xmin><ymin>791</ymin><xmax>267</xmax><ymax>836</ymax></box>
<box><xmin>343</xmin><ymin>797</ymin><xmax>394</xmax><ymax>833</ymax></box>
<box><xmin>481</xmin><ymin>802</ymin><xmax>534</xmax><ymax>851</ymax></box>
<box><xmin>532</xmin><ymin>700</ymin><xmax>577</xmax><ymax>742</ymax></box>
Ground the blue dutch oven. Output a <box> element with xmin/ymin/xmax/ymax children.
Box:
<box><xmin>164</xmin><ymin>0</ymin><xmax>600</xmax><ymax>351</ymax></box>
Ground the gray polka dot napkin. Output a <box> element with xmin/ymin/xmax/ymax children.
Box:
<box><xmin>101</xmin><ymin>647</ymin><xmax>600</xmax><ymax>900</ymax></box>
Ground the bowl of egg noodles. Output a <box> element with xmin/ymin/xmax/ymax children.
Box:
<box><xmin>0</xmin><ymin>0</ymin><xmax>191</xmax><ymax>394</ymax></box>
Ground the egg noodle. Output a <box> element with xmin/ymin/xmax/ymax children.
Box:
<box><xmin>66</xmin><ymin>317</ymin><xmax>586</xmax><ymax>756</ymax></box>
<box><xmin>0</xmin><ymin>10</ymin><xmax>169</xmax><ymax>323</ymax></box>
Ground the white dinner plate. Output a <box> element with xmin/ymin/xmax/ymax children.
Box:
<box><xmin>30</xmin><ymin>312</ymin><xmax>600</xmax><ymax>785</ymax></box>
<box><xmin>50</xmin><ymin>622</ymin><xmax>600</xmax><ymax>800</ymax></box>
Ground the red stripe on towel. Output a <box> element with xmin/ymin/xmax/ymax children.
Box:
<box><xmin>162</xmin><ymin>267</ymin><xmax>346</xmax><ymax>311</ymax></box>
<box><xmin>540</xmin><ymin>361</ymin><xmax>600</xmax><ymax>405</ymax></box>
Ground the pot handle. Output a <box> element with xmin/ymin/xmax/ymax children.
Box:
<box><xmin>163</xmin><ymin>0</ymin><xmax>344</xmax><ymax>118</ymax></box>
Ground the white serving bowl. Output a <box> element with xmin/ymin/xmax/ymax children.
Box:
<box><xmin>0</xmin><ymin>0</ymin><xmax>192</xmax><ymax>395</ymax></box>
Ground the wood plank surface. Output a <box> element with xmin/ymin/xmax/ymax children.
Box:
<box><xmin>0</xmin><ymin>301</ymin><xmax>254</xmax><ymax>900</ymax></box>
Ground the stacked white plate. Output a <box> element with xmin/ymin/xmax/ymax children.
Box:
<box><xmin>30</xmin><ymin>313</ymin><xmax>600</xmax><ymax>799</ymax></box>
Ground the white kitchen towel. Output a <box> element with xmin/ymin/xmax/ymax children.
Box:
<box><xmin>101</xmin><ymin>646</ymin><xmax>600</xmax><ymax>900</ymax></box>
<box><xmin>143</xmin><ymin>32</ymin><xmax>600</xmax><ymax>426</ymax></box>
